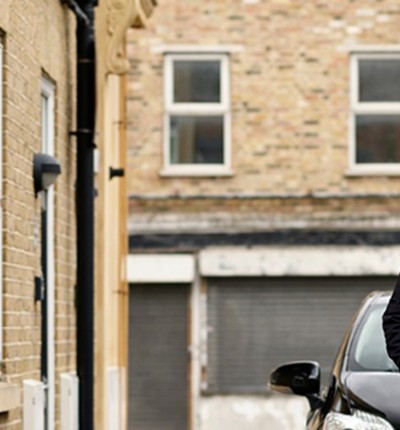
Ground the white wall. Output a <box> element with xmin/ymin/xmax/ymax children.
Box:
<box><xmin>198</xmin><ymin>394</ymin><xmax>309</xmax><ymax>430</ymax></box>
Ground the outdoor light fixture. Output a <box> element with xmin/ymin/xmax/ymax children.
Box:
<box><xmin>33</xmin><ymin>153</ymin><xmax>61</xmax><ymax>196</ymax></box>
<box><xmin>109</xmin><ymin>166</ymin><xmax>125</xmax><ymax>180</ymax></box>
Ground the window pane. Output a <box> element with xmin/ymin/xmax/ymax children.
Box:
<box><xmin>173</xmin><ymin>60</ymin><xmax>221</xmax><ymax>103</ymax></box>
<box><xmin>348</xmin><ymin>305</ymin><xmax>396</xmax><ymax>372</ymax></box>
<box><xmin>356</xmin><ymin>115</ymin><xmax>400</xmax><ymax>163</ymax></box>
<box><xmin>170</xmin><ymin>115</ymin><xmax>224</xmax><ymax>164</ymax></box>
<box><xmin>359</xmin><ymin>59</ymin><xmax>400</xmax><ymax>102</ymax></box>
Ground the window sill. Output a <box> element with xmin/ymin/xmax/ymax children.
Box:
<box><xmin>346</xmin><ymin>167</ymin><xmax>400</xmax><ymax>177</ymax></box>
<box><xmin>0</xmin><ymin>382</ymin><xmax>20</xmax><ymax>413</ymax></box>
<box><xmin>160</xmin><ymin>167</ymin><xmax>234</xmax><ymax>178</ymax></box>
<box><xmin>152</xmin><ymin>44</ymin><xmax>244</xmax><ymax>54</ymax></box>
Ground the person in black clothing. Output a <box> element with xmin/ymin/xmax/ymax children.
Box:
<box><xmin>383</xmin><ymin>276</ymin><xmax>400</xmax><ymax>368</ymax></box>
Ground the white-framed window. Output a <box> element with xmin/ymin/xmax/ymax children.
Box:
<box><xmin>162</xmin><ymin>54</ymin><xmax>231</xmax><ymax>176</ymax></box>
<box><xmin>350</xmin><ymin>53</ymin><xmax>400</xmax><ymax>174</ymax></box>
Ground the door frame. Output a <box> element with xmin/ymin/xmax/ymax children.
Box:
<box><xmin>41</xmin><ymin>77</ymin><xmax>56</xmax><ymax>430</ymax></box>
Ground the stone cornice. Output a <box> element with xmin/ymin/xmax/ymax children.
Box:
<box><xmin>105</xmin><ymin>0</ymin><xmax>156</xmax><ymax>75</ymax></box>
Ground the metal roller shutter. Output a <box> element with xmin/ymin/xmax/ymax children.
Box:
<box><xmin>207</xmin><ymin>276</ymin><xmax>396</xmax><ymax>393</ymax></box>
<box><xmin>129</xmin><ymin>284</ymin><xmax>189</xmax><ymax>430</ymax></box>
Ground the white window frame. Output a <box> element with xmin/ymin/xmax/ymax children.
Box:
<box><xmin>41</xmin><ymin>77</ymin><xmax>56</xmax><ymax>430</ymax></box>
<box><xmin>349</xmin><ymin>52</ymin><xmax>400</xmax><ymax>175</ymax></box>
<box><xmin>162</xmin><ymin>53</ymin><xmax>232</xmax><ymax>177</ymax></box>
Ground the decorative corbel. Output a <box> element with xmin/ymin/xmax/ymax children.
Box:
<box><xmin>106</xmin><ymin>0</ymin><xmax>157</xmax><ymax>75</ymax></box>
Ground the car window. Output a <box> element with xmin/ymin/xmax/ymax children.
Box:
<box><xmin>348</xmin><ymin>304</ymin><xmax>398</xmax><ymax>372</ymax></box>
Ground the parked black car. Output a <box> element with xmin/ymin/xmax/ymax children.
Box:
<box><xmin>269</xmin><ymin>291</ymin><xmax>400</xmax><ymax>430</ymax></box>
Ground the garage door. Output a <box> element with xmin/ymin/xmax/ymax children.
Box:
<box><xmin>128</xmin><ymin>284</ymin><xmax>189</xmax><ymax>430</ymax></box>
<box><xmin>207</xmin><ymin>276</ymin><xmax>396</xmax><ymax>392</ymax></box>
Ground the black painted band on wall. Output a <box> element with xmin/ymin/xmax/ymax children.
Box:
<box><xmin>129</xmin><ymin>230</ymin><xmax>400</xmax><ymax>252</ymax></box>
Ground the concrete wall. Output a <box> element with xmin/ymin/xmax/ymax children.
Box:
<box><xmin>199</xmin><ymin>395</ymin><xmax>308</xmax><ymax>430</ymax></box>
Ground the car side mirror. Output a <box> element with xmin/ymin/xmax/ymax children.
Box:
<box><xmin>269</xmin><ymin>361</ymin><xmax>323</xmax><ymax>410</ymax></box>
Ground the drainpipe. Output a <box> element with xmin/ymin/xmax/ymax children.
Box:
<box><xmin>66</xmin><ymin>1</ymin><xmax>97</xmax><ymax>429</ymax></box>
<box><xmin>76</xmin><ymin>2</ymin><xmax>96</xmax><ymax>429</ymax></box>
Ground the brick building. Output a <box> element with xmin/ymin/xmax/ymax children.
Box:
<box><xmin>0</xmin><ymin>0</ymin><xmax>77</xmax><ymax>429</ymax></box>
<box><xmin>126</xmin><ymin>1</ymin><xmax>400</xmax><ymax>429</ymax></box>
<box><xmin>0</xmin><ymin>1</ymin><xmax>159</xmax><ymax>429</ymax></box>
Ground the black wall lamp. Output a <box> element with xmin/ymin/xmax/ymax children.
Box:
<box><xmin>109</xmin><ymin>166</ymin><xmax>125</xmax><ymax>180</ymax></box>
<box><xmin>33</xmin><ymin>153</ymin><xmax>62</xmax><ymax>196</ymax></box>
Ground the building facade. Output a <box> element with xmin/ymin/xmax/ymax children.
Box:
<box><xmin>0</xmin><ymin>1</ymin><xmax>162</xmax><ymax>429</ymax></box>
<box><xmin>95</xmin><ymin>1</ymin><xmax>157</xmax><ymax>429</ymax></box>
<box><xmin>0</xmin><ymin>1</ymin><xmax>78</xmax><ymax>429</ymax></box>
<box><xmin>126</xmin><ymin>1</ymin><xmax>400</xmax><ymax>429</ymax></box>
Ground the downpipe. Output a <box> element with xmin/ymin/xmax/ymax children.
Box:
<box><xmin>74</xmin><ymin>1</ymin><xmax>96</xmax><ymax>430</ymax></box>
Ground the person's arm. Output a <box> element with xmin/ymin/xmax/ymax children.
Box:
<box><xmin>383</xmin><ymin>275</ymin><xmax>400</xmax><ymax>368</ymax></box>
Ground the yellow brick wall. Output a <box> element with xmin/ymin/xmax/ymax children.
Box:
<box><xmin>127</xmin><ymin>0</ymin><xmax>400</xmax><ymax>220</ymax></box>
<box><xmin>0</xmin><ymin>0</ymin><xmax>76</xmax><ymax>428</ymax></box>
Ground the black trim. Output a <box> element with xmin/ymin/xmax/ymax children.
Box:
<box><xmin>129</xmin><ymin>230</ymin><xmax>400</xmax><ymax>251</ymax></box>
<box><xmin>40</xmin><ymin>208</ymin><xmax>48</xmax><ymax>384</ymax></box>
<box><xmin>75</xmin><ymin>2</ymin><xmax>96</xmax><ymax>430</ymax></box>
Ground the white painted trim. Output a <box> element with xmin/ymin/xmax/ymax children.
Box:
<box><xmin>339</xmin><ymin>44</ymin><xmax>400</xmax><ymax>53</ymax></box>
<box><xmin>353</xmin><ymin>103</ymin><xmax>400</xmax><ymax>112</ymax></box>
<box><xmin>164</xmin><ymin>55</ymin><xmax>173</xmax><ymax>110</ymax></box>
<box><xmin>163</xmin><ymin>53</ymin><xmax>231</xmax><ymax>175</ymax></box>
<box><xmin>160</xmin><ymin>166</ymin><xmax>234</xmax><ymax>177</ymax></box>
<box><xmin>350</xmin><ymin>54</ymin><xmax>358</xmax><ymax>108</ymax></box>
<box><xmin>41</xmin><ymin>77</ymin><xmax>55</xmax><ymax>430</ymax></box>
<box><xmin>199</xmin><ymin>246</ymin><xmax>400</xmax><ymax>277</ymax></box>
<box><xmin>152</xmin><ymin>44</ymin><xmax>243</xmax><ymax>54</ymax></box>
<box><xmin>346</xmin><ymin>166</ymin><xmax>400</xmax><ymax>176</ymax></box>
<box><xmin>221</xmin><ymin>54</ymin><xmax>230</xmax><ymax>110</ymax></box>
<box><xmin>127</xmin><ymin>254</ymin><xmax>195</xmax><ymax>283</ymax></box>
<box><xmin>224</xmin><ymin>112</ymin><xmax>232</xmax><ymax>172</ymax></box>
<box><xmin>165</xmin><ymin>104</ymin><xmax>228</xmax><ymax>115</ymax></box>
